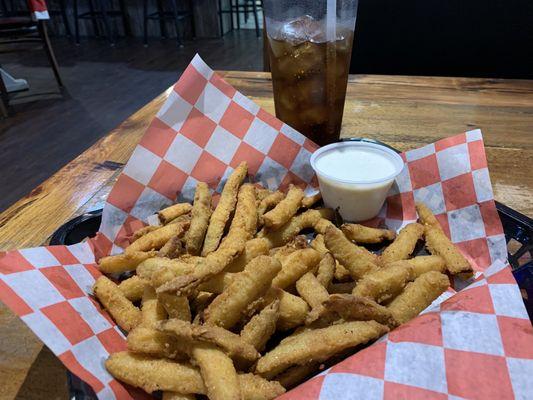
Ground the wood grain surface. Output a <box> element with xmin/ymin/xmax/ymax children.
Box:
<box><xmin>0</xmin><ymin>72</ymin><xmax>532</xmax><ymax>400</ymax></box>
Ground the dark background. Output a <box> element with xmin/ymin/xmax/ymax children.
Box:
<box><xmin>350</xmin><ymin>0</ymin><xmax>533</xmax><ymax>79</ymax></box>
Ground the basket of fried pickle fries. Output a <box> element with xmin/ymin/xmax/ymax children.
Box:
<box><xmin>1</xmin><ymin>55</ymin><xmax>531</xmax><ymax>400</ymax></box>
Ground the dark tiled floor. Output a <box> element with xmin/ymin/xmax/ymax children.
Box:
<box><xmin>0</xmin><ymin>30</ymin><xmax>263</xmax><ymax>212</ymax></box>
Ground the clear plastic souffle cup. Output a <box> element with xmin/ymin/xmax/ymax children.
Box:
<box><xmin>310</xmin><ymin>141</ymin><xmax>405</xmax><ymax>222</ymax></box>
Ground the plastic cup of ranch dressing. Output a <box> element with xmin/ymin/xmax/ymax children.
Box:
<box><xmin>310</xmin><ymin>141</ymin><xmax>404</xmax><ymax>222</ymax></box>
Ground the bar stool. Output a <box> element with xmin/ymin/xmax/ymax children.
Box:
<box><xmin>218</xmin><ymin>0</ymin><xmax>261</xmax><ymax>37</ymax></box>
<box><xmin>73</xmin><ymin>0</ymin><xmax>130</xmax><ymax>45</ymax></box>
<box><xmin>48</xmin><ymin>0</ymin><xmax>72</xmax><ymax>37</ymax></box>
<box><xmin>143</xmin><ymin>0</ymin><xmax>195</xmax><ymax>47</ymax></box>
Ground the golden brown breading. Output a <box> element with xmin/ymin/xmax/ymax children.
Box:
<box><xmin>158</xmin><ymin>293</ymin><xmax>191</xmax><ymax>321</ymax></box>
<box><xmin>424</xmin><ymin>225</ymin><xmax>473</xmax><ymax>276</ymax></box>
<box><xmin>240</xmin><ymin>300</ymin><xmax>280</xmax><ymax>352</ymax></box>
<box><xmin>324</xmin><ymin>225</ymin><xmax>379</xmax><ymax>280</ymax></box>
<box><xmin>204</xmin><ymin>255</ymin><xmax>281</xmax><ymax>329</ymax></box>
<box><xmin>131</xmin><ymin>225</ymin><xmax>160</xmax><ymax>242</ymax></box>
<box><xmin>118</xmin><ymin>275</ymin><xmax>149</xmax><ymax>302</ymax></box>
<box><xmin>238</xmin><ymin>373</ymin><xmax>286</xmax><ymax>400</ymax></box>
<box><xmin>127</xmin><ymin>326</ymin><xmax>189</xmax><ymax>360</ymax></box>
<box><xmin>323</xmin><ymin>294</ymin><xmax>398</xmax><ymax>328</ymax></box>
<box><xmin>387</xmin><ymin>271</ymin><xmax>450</xmax><ymax>324</ymax></box>
<box><xmin>226</xmin><ymin>238</ymin><xmax>271</xmax><ymax>273</ymax></box>
<box><xmin>301</xmin><ymin>192</ymin><xmax>322</xmax><ymax>208</ymax></box>
<box><xmin>295</xmin><ymin>272</ymin><xmax>329</xmax><ymax>323</ymax></box>
<box><xmin>386</xmin><ymin>255</ymin><xmax>446</xmax><ymax>277</ymax></box>
<box><xmin>328</xmin><ymin>281</ymin><xmax>357</xmax><ymax>294</ymax></box>
<box><xmin>126</xmin><ymin>220</ymin><xmax>189</xmax><ymax>254</ymax></box>
<box><xmin>98</xmin><ymin>251</ymin><xmax>158</xmax><ymax>274</ymax></box>
<box><xmin>255</xmin><ymin>320</ymin><xmax>388</xmax><ymax>378</ymax></box>
<box><xmin>341</xmin><ymin>223</ymin><xmax>396</xmax><ymax>244</ymax></box>
<box><xmin>269</xmin><ymin>235</ymin><xmax>308</xmax><ymax>263</ymax></box>
<box><xmin>202</xmin><ymin>162</ymin><xmax>248</xmax><ymax>256</ymax></box>
<box><xmin>262</xmin><ymin>185</ymin><xmax>305</xmax><ymax>229</ymax></box>
<box><xmin>158</xmin><ymin>235</ymin><xmax>184</xmax><ymax>258</ymax></box>
<box><xmin>227</xmin><ymin>183</ymin><xmax>258</xmax><ymax>239</ymax></box>
<box><xmin>272</xmin><ymin>248</ymin><xmax>322</xmax><ymax>289</ymax></box>
<box><xmin>316</xmin><ymin>253</ymin><xmax>335</xmax><ymax>288</ymax></box>
<box><xmin>158</xmin><ymin>203</ymin><xmax>193</xmax><ymax>225</ymax></box>
<box><xmin>380</xmin><ymin>222</ymin><xmax>424</xmax><ymax>265</ymax></box>
<box><xmin>415</xmin><ymin>202</ymin><xmax>442</xmax><ymax>229</ymax></box>
<box><xmin>162</xmin><ymin>392</ymin><xmax>196</xmax><ymax>400</ymax></box>
<box><xmin>310</xmin><ymin>234</ymin><xmax>328</xmax><ymax>255</ymax></box>
<box><xmin>257</xmin><ymin>191</ymin><xmax>285</xmax><ymax>225</ymax></box>
<box><xmin>185</xmin><ymin>182</ymin><xmax>212</xmax><ymax>256</ymax></box>
<box><xmin>275</xmin><ymin>363</ymin><xmax>319</xmax><ymax>390</ymax></box>
<box><xmin>93</xmin><ymin>276</ymin><xmax>141</xmax><ymax>331</ymax></box>
<box><xmin>149</xmin><ymin>259</ymin><xmax>196</xmax><ymax>288</ymax></box>
<box><xmin>141</xmin><ymin>286</ymin><xmax>167</xmax><ymax>328</ymax></box>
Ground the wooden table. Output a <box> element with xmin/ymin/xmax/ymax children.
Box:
<box><xmin>1</xmin><ymin>72</ymin><xmax>532</xmax><ymax>399</ymax></box>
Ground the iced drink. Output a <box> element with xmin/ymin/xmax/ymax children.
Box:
<box><xmin>267</xmin><ymin>15</ymin><xmax>354</xmax><ymax>145</ymax></box>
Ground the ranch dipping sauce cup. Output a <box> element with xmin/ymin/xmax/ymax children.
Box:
<box><xmin>310</xmin><ymin>141</ymin><xmax>404</xmax><ymax>222</ymax></box>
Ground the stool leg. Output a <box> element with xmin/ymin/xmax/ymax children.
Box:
<box><xmin>73</xmin><ymin>0</ymin><xmax>80</xmax><ymax>44</ymax></box>
<box><xmin>96</xmin><ymin>0</ymin><xmax>115</xmax><ymax>45</ymax></box>
<box><xmin>156</xmin><ymin>0</ymin><xmax>168</xmax><ymax>39</ymax></box>
<box><xmin>88</xmin><ymin>0</ymin><xmax>101</xmax><ymax>37</ymax></box>
<box><xmin>170</xmin><ymin>0</ymin><xmax>183</xmax><ymax>47</ymax></box>
<box><xmin>58</xmin><ymin>0</ymin><xmax>72</xmax><ymax>37</ymax></box>
<box><xmin>217</xmin><ymin>0</ymin><xmax>224</xmax><ymax>36</ymax></box>
<box><xmin>38</xmin><ymin>20</ymin><xmax>64</xmax><ymax>88</ymax></box>
<box><xmin>244</xmin><ymin>0</ymin><xmax>248</xmax><ymax>22</ymax></box>
<box><xmin>118</xmin><ymin>0</ymin><xmax>131</xmax><ymax>36</ymax></box>
<box><xmin>235</xmin><ymin>0</ymin><xmax>240</xmax><ymax>30</ymax></box>
<box><xmin>0</xmin><ymin>66</ymin><xmax>9</xmax><ymax>118</ymax></box>
<box><xmin>143</xmin><ymin>0</ymin><xmax>149</xmax><ymax>45</ymax></box>
<box><xmin>252</xmin><ymin>0</ymin><xmax>259</xmax><ymax>37</ymax></box>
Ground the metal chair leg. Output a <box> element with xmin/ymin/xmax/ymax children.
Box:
<box><xmin>118</xmin><ymin>0</ymin><xmax>131</xmax><ymax>36</ymax></box>
<box><xmin>58</xmin><ymin>0</ymin><xmax>72</xmax><ymax>37</ymax></box>
<box><xmin>143</xmin><ymin>0</ymin><xmax>149</xmax><ymax>45</ymax></box>
<box><xmin>87</xmin><ymin>0</ymin><xmax>101</xmax><ymax>37</ymax></box>
<box><xmin>38</xmin><ymin>20</ymin><xmax>64</xmax><ymax>88</ymax></box>
<box><xmin>234</xmin><ymin>0</ymin><xmax>240</xmax><ymax>30</ymax></box>
<box><xmin>0</xmin><ymin>68</ymin><xmax>9</xmax><ymax>118</ymax></box>
<box><xmin>156</xmin><ymin>0</ymin><xmax>168</xmax><ymax>38</ymax></box>
<box><xmin>244</xmin><ymin>0</ymin><xmax>248</xmax><ymax>22</ymax></box>
<box><xmin>252</xmin><ymin>0</ymin><xmax>259</xmax><ymax>37</ymax></box>
<box><xmin>170</xmin><ymin>0</ymin><xmax>183</xmax><ymax>47</ymax></box>
<box><xmin>96</xmin><ymin>0</ymin><xmax>115</xmax><ymax>45</ymax></box>
<box><xmin>73</xmin><ymin>0</ymin><xmax>80</xmax><ymax>44</ymax></box>
<box><xmin>217</xmin><ymin>0</ymin><xmax>224</xmax><ymax>36</ymax></box>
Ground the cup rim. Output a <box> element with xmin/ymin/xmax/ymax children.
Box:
<box><xmin>310</xmin><ymin>141</ymin><xmax>405</xmax><ymax>185</ymax></box>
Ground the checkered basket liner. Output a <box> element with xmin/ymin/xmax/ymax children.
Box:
<box><xmin>0</xmin><ymin>55</ymin><xmax>532</xmax><ymax>400</ymax></box>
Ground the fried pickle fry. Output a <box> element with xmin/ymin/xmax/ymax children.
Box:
<box><xmin>118</xmin><ymin>275</ymin><xmax>148</xmax><ymax>302</ymax></box>
<box><xmin>158</xmin><ymin>203</ymin><xmax>193</xmax><ymax>225</ymax></box>
<box><xmin>150</xmin><ymin>259</ymin><xmax>196</xmax><ymax>288</ymax></box>
<box><xmin>269</xmin><ymin>235</ymin><xmax>308</xmax><ymax>263</ymax></box>
<box><xmin>380</xmin><ymin>222</ymin><xmax>424</xmax><ymax>265</ymax></box>
<box><xmin>415</xmin><ymin>202</ymin><xmax>441</xmax><ymax>229</ymax></box>
<box><xmin>341</xmin><ymin>223</ymin><xmax>396</xmax><ymax>244</ymax></box>
<box><xmin>158</xmin><ymin>235</ymin><xmax>184</xmax><ymax>258</ymax></box>
<box><xmin>316</xmin><ymin>253</ymin><xmax>335</xmax><ymax>288</ymax></box>
<box><xmin>386</xmin><ymin>255</ymin><xmax>446</xmax><ymax>277</ymax></box>
<box><xmin>334</xmin><ymin>261</ymin><xmax>353</xmax><ymax>282</ymax></box>
<box><xmin>93</xmin><ymin>276</ymin><xmax>141</xmax><ymax>331</ymax></box>
<box><xmin>352</xmin><ymin>261</ymin><xmax>415</xmax><ymax>303</ymax></box>
<box><xmin>424</xmin><ymin>225</ymin><xmax>473</xmax><ymax>276</ymax></box>
<box><xmin>127</xmin><ymin>326</ymin><xmax>189</xmax><ymax>359</ymax></box>
<box><xmin>257</xmin><ymin>191</ymin><xmax>285</xmax><ymax>225</ymax></box>
<box><xmin>328</xmin><ymin>281</ymin><xmax>357</xmax><ymax>294</ymax></box>
<box><xmin>158</xmin><ymin>319</ymin><xmax>260</xmax><ymax>363</ymax></box>
<box><xmin>157</xmin><ymin>238</ymin><xmax>245</xmax><ymax>296</ymax></box>
<box><xmin>296</xmin><ymin>272</ymin><xmax>329</xmax><ymax>323</ymax></box>
<box><xmin>272</xmin><ymin>248</ymin><xmax>321</xmax><ymax>289</ymax></box>
<box><xmin>227</xmin><ymin>183</ymin><xmax>257</xmax><ymax>239</ymax></box>
<box><xmin>126</xmin><ymin>220</ymin><xmax>189</xmax><ymax>254</ymax></box>
<box><xmin>98</xmin><ymin>251</ymin><xmax>158</xmax><ymax>274</ymax></box>
<box><xmin>141</xmin><ymin>286</ymin><xmax>167</xmax><ymax>328</ymax></box>
<box><xmin>301</xmin><ymin>192</ymin><xmax>322</xmax><ymax>208</ymax></box>
<box><xmin>198</xmin><ymin>272</ymin><xmax>236</xmax><ymax>294</ymax></box>
<box><xmin>238</xmin><ymin>373</ymin><xmax>286</xmax><ymax>400</ymax></box>
<box><xmin>256</xmin><ymin>320</ymin><xmax>388</xmax><ymax>378</ymax></box>
<box><xmin>105</xmin><ymin>352</ymin><xmax>204</xmax><ymax>394</ymax></box>
<box><xmin>323</xmin><ymin>294</ymin><xmax>398</xmax><ymax>328</ymax></box>
<box><xmin>310</xmin><ymin>234</ymin><xmax>328</xmax><ymax>255</ymax></box>
<box><xmin>260</xmin><ymin>208</ymin><xmax>334</xmax><ymax>248</ymax></box>
<box><xmin>225</xmin><ymin>238</ymin><xmax>271</xmax><ymax>273</ymax></box>
<box><xmin>314</xmin><ymin>217</ymin><xmax>335</xmax><ymax>234</ymax></box>
<box><xmin>204</xmin><ymin>255</ymin><xmax>281</xmax><ymax>329</ymax></box>
<box><xmin>387</xmin><ymin>271</ymin><xmax>450</xmax><ymax>324</ymax></box>
<box><xmin>262</xmin><ymin>185</ymin><xmax>305</xmax><ymax>229</ymax></box>
<box><xmin>131</xmin><ymin>225</ymin><xmax>160</xmax><ymax>242</ymax></box>
<box><xmin>202</xmin><ymin>161</ymin><xmax>248</xmax><ymax>256</ymax></box>
<box><xmin>324</xmin><ymin>226</ymin><xmax>379</xmax><ymax>280</ymax></box>
<box><xmin>185</xmin><ymin>182</ymin><xmax>212</xmax><ymax>256</ymax></box>
<box><xmin>192</xmin><ymin>344</ymin><xmax>241</xmax><ymax>400</ymax></box>
<box><xmin>163</xmin><ymin>392</ymin><xmax>196</xmax><ymax>400</ymax></box>
<box><xmin>255</xmin><ymin>187</ymin><xmax>272</xmax><ymax>202</ymax></box>
<box><xmin>240</xmin><ymin>299</ymin><xmax>279</xmax><ymax>352</ymax></box>
<box><xmin>275</xmin><ymin>363</ymin><xmax>319</xmax><ymax>390</ymax></box>
<box><xmin>158</xmin><ymin>292</ymin><xmax>191</xmax><ymax>321</ymax></box>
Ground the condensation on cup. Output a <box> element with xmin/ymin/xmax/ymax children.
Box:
<box><xmin>263</xmin><ymin>0</ymin><xmax>358</xmax><ymax>146</ymax></box>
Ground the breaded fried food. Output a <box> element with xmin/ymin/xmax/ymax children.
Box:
<box><xmin>118</xmin><ymin>275</ymin><xmax>149</xmax><ymax>302</ymax></box>
<box><xmin>387</xmin><ymin>271</ymin><xmax>450</xmax><ymax>324</ymax></box>
<box><xmin>157</xmin><ymin>238</ymin><xmax>245</xmax><ymax>296</ymax></box>
<box><xmin>98</xmin><ymin>250</ymin><xmax>158</xmax><ymax>274</ymax></box>
<box><xmin>204</xmin><ymin>255</ymin><xmax>281</xmax><ymax>329</ymax></box>
<box><xmin>255</xmin><ymin>187</ymin><xmax>272</xmax><ymax>202</ymax></box>
<box><xmin>334</xmin><ymin>261</ymin><xmax>352</xmax><ymax>282</ymax></box>
<box><xmin>227</xmin><ymin>183</ymin><xmax>257</xmax><ymax>239</ymax></box>
<box><xmin>262</xmin><ymin>184</ymin><xmax>305</xmax><ymax>229</ymax></box>
<box><xmin>238</xmin><ymin>373</ymin><xmax>285</xmax><ymax>400</ymax></box>
<box><xmin>126</xmin><ymin>220</ymin><xmax>189</xmax><ymax>254</ymax></box>
<box><xmin>387</xmin><ymin>255</ymin><xmax>446</xmax><ymax>277</ymax></box>
<box><xmin>341</xmin><ymin>223</ymin><xmax>396</xmax><ymax>244</ymax></box>
<box><xmin>324</xmin><ymin>225</ymin><xmax>379</xmax><ymax>280</ymax></box>
<box><xmin>105</xmin><ymin>351</ymin><xmax>205</xmax><ymax>394</ymax></box>
<box><xmin>415</xmin><ymin>202</ymin><xmax>441</xmax><ymax>229</ymax></box>
<box><xmin>261</xmin><ymin>208</ymin><xmax>334</xmax><ymax>248</ymax></box>
<box><xmin>301</xmin><ymin>192</ymin><xmax>322</xmax><ymax>208</ymax></box>
<box><xmin>240</xmin><ymin>300</ymin><xmax>280</xmax><ymax>352</ymax></box>
<box><xmin>185</xmin><ymin>182</ymin><xmax>212</xmax><ymax>256</ymax></box>
<box><xmin>269</xmin><ymin>235</ymin><xmax>308</xmax><ymax>263</ymax></box>
<box><xmin>136</xmin><ymin>257</ymin><xmax>193</xmax><ymax>280</ymax></box>
<box><xmin>159</xmin><ymin>235</ymin><xmax>184</xmax><ymax>258</ymax></box>
<box><xmin>316</xmin><ymin>253</ymin><xmax>335</xmax><ymax>288</ymax></box>
<box><xmin>310</xmin><ymin>234</ymin><xmax>328</xmax><ymax>255</ymax></box>
<box><xmin>275</xmin><ymin>363</ymin><xmax>319</xmax><ymax>390</ymax></box>
<box><xmin>352</xmin><ymin>261</ymin><xmax>415</xmax><ymax>303</ymax></box>
<box><xmin>158</xmin><ymin>319</ymin><xmax>260</xmax><ymax>363</ymax></box>
<box><xmin>323</xmin><ymin>294</ymin><xmax>398</xmax><ymax>328</ymax></box>
<box><xmin>192</xmin><ymin>344</ymin><xmax>242</xmax><ymax>400</ymax></box>
<box><xmin>255</xmin><ymin>320</ymin><xmax>388</xmax><ymax>378</ymax></box>
<box><xmin>226</xmin><ymin>238</ymin><xmax>271</xmax><ymax>273</ymax></box>
<box><xmin>131</xmin><ymin>225</ymin><xmax>159</xmax><ymax>242</ymax></box>
<box><xmin>295</xmin><ymin>272</ymin><xmax>329</xmax><ymax>323</ymax></box>
<box><xmin>328</xmin><ymin>281</ymin><xmax>357</xmax><ymax>294</ymax></box>
<box><xmin>257</xmin><ymin>191</ymin><xmax>285</xmax><ymax>225</ymax></box>
<box><xmin>93</xmin><ymin>276</ymin><xmax>141</xmax><ymax>331</ymax></box>
<box><xmin>380</xmin><ymin>223</ymin><xmax>424</xmax><ymax>265</ymax></box>
<box><xmin>141</xmin><ymin>286</ymin><xmax>167</xmax><ymax>328</ymax></box>
<box><xmin>313</xmin><ymin>217</ymin><xmax>335</xmax><ymax>234</ymax></box>
<box><xmin>127</xmin><ymin>326</ymin><xmax>189</xmax><ymax>359</ymax></box>
<box><xmin>163</xmin><ymin>392</ymin><xmax>196</xmax><ymax>400</ymax></box>
<box><xmin>158</xmin><ymin>293</ymin><xmax>191</xmax><ymax>321</ymax></box>
<box><xmin>158</xmin><ymin>203</ymin><xmax>193</xmax><ymax>225</ymax></box>
<box><xmin>150</xmin><ymin>260</ymin><xmax>197</xmax><ymax>288</ymax></box>
<box><xmin>424</xmin><ymin>225</ymin><xmax>473</xmax><ymax>276</ymax></box>
<box><xmin>198</xmin><ymin>272</ymin><xmax>236</xmax><ymax>294</ymax></box>
<box><xmin>202</xmin><ymin>162</ymin><xmax>248</xmax><ymax>256</ymax></box>
<box><xmin>272</xmin><ymin>248</ymin><xmax>321</xmax><ymax>289</ymax></box>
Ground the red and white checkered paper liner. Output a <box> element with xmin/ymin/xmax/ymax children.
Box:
<box><xmin>0</xmin><ymin>55</ymin><xmax>532</xmax><ymax>400</ymax></box>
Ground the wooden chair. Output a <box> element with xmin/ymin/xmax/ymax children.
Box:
<box><xmin>218</xmin><ymin>0</ymin><xmax>261</xmax><ymax>37</ymax></box>
<box><xmin>73</xmin><ymin>0</ymin><xmax>130</xmax><ymax>45</ymax></box>
<box><xmin>0</xmin><ymin>3</ymin><xmax>63</xmax><ymax>117</ymax></box>
<box><xmin>143</xmin><ymin>0</ymin><xmax>195</xmax><ymax>47</ymax></box>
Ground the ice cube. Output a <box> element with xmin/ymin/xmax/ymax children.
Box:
<box><xmin>279</xmin><ymin>15</ymin><xmax>326</xmax><ymax>44</ymax></box>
